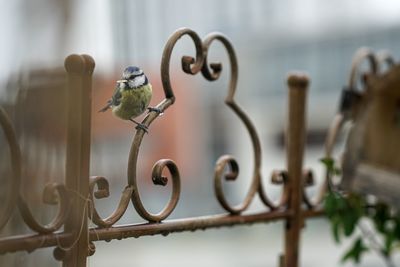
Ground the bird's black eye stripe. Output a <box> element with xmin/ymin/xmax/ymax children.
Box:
<box><xmin>129</xmin><ymin>73</ymin><xmax>144</xmax><ymax>79</ymax></box>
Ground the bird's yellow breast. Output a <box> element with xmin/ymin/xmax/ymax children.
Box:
<box><xmin>112</xmin><ymin>84</ymin><xmax>152</xmax><ymax>120</ymax></box>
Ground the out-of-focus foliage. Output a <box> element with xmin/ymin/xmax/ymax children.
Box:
<box><xmin>322</xmin><ymin>157</ymin><xmax>400</xmax><ymax>266</ymax></box>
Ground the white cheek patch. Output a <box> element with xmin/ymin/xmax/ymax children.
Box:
<box><xmin>128</xmin><ymin>75</ymin><xmax>145</xmax><ymax>88</ymax></box>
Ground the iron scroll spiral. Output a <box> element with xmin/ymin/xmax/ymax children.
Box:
<box><xmin>0</xmin><ymin>29</ymin><xmax>294</xmax><ymax>230</ymax></box>
<box><xmin>202</xmin><ymin>33</ymin><xmax>287</xmax><ymax>213</ymax></box>
<box><xmin>88</xmin><ymin>176</ymin><xmax>133</xmax><ymax>228</ymax></box>
<box><xmin>302</xmin><ymin>48</ymin><xmax>380</xmax><ymax>208</ymax></box>
<box><xmin>126</xmin><ymin>28</ymin><xmax>203</xmax><ymax>222</ymax></box>
<box><xmin>125</xmin><ymin>28</ymin><xmax>289</xmax><ymax>221</ymax></box>
<box><xmin>0</xmin><ymin>107</ymin><xmax>69</xmax><ymax>234</ymax></box>
<box><xmin>0</xmin><ymin>106</ymin><xmax>21</xmax><ymax>230</ymax></box>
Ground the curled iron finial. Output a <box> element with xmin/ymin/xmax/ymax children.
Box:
<box><xmin>18</xmin><ymin>183</ymin><xmax>70</xmax><ymax>233</ymax></box>
<box><xmin>301</xmin><ymin>169</ymin><xmax>324</xmax><ymax>209</ymax></box>
<box><xmin>128</xmin><ymin>157</ymin><xmax>181</xmax><ymax>223</ymax></box>
<box><xmin>160</xmin><ymin>28</ymin><xmax>204</xmax><ymax>102</ymax></box>
<box><xmin>348</xmin><ymin>47</ymin><xmax>378</xmax><ymax>90</ymax></box>
<box><xmin>88</xmin><ymin>176</ymin><xmax>133</xmax><ymax>228</ymax></box>
<box><xmin>258</xmin><ymin>170</ymin><xmax>289</xmax><ymax>210</ymax></box>
<box><xmin>376</xmin><ymin>50</ymin><xmax>395</xmax><ymax>72</ymax></box>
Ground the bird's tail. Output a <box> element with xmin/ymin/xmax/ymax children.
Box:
<box><xmin>98</xmin><ymin>101</ymin><xmax>112</xmax><ymax>112</ymax></box>
<box><xmin>98</xmin><ymin>105</ymin><xmax>109</xmax><ymax>112</ymax></box>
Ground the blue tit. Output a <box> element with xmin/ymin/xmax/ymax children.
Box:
<box><xmin>99</xmin><ymin>66</ymin><xmax>160</xmax><ymax>132</ymax></box>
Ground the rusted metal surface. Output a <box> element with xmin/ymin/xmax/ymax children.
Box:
<box><xmin>0</xmin><ymin>28</ymin><xmax>328</xmax><ymax>266</ymax></box>
<box><xmin>0</xmin><ymin>209</ymin><xmax>325</xmax><ymax>255</ymax></box>
<box><xmin>0</xmin><ymin>106</ymin><xmax>21</xmax><ymax>230</ymax></box>
<box><xmin>0</xmin><ymin>232</ymin><xmax>73</xmax><ymax>255</ymax></box>
<box><xmin>0</xmin><ymin>105</ymin><xmax>70</xmax><ymax>235</ymax></box>
<box><xmin>325</xmin><ymin>48</ymin><xmax>378</xmax><ymax>163</ymax></box>
<box><xmin>284</xmin><ymin>74</ymin><xmax>309</xmax><ymax>267</ymax></box>
<box><xmin>62</xmin><ymin>54</ymin><xmax>95</xmax><ymax>266</ymax></box>
<box><xmin>87</xmin><ymin>28</ymin><xmax>291</xmax><ymax>227</ymax></box>
<box><xmin>339</xmin><ymin>50</ymin><xmax>400</xmax><ymax>206</ymax></box>
<box><xmin>90</xmin><ymin>211</ymin><xmax>292</xmax><ymax>242</ymax></box>
<box><xmin>324</xmin><ymin>48</ymin><xmax>397</xmax><ymax>192</ymax></box>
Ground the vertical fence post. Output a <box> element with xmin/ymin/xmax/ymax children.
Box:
<box><xmin>63</xmin><ymin>54</ymin><xmax>94</xmax><ymax>267</ymax></box>
<box><xmin>284</xmin><ymin>73</ymin><xmax>309</xmax><ymax>267</ymax></box>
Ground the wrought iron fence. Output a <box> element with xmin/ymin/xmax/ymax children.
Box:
<box><xmin>0</xmin><ymin>28</ymin><xmax>326</xmax><ymax>267</ymax></box>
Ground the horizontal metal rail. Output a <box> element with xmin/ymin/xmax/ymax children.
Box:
<box><xmin>0</xmin><ymin>208</ymin><xmax>323</xmax><ymax>255</ymax></box>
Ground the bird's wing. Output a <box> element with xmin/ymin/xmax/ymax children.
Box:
<box><xmin>110</xmin><ymin>85</ymin><xmax>123</xmax><ymax>106</ymax></box>
<box><xmin>98</xmin><ymin>85</ymin><xmax>123</xmax><ymax>112</ymax></box>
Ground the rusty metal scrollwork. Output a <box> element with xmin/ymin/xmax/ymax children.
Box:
<box><xmin>203</xmin><ymin>33</ymin><xmax>261</xmax><ymax>214</ymax></box>
<box><xmin>18</xmin><ymin>182</ymin><xmax>69</xmax><ymax>233</ymax></box>
<box><xmin>204</xmin><ymin>32</ymin><xmax>289</xmax><ymax>213</ymax></box>
<box><xmin>377</xmin><ymin>50</ymin><xmax>395</xmax><ymax>71</ymax></box>
<box><xmin>124</xmin><ymin>27</ymin><xmax>289</xmax><ymax>221</ymax></box>
<box><xmin>127</xmin><ymin>28</ymin><xmax>203</xmax><ymax>222</ymax></box>
<box><xmin>0</xmin><ymin>29</ymin><xmax>328</xmax><ymax>262</ymax></box>
<box><xmin>0</xmin><ymin>106</ymin><xmax>21</xmax><ymax>230</ymax></box>
<box><xmin>259</xmin><ymin>170</ymin><xmax>289</xmax><ymax>210</ymax></box>
<box><xmin>88</xmin><ymin>176</ymin><xmax>133</xmax><ymax>228</ymax></box>
<box><xmin>1</xmin><ymin>28</ymin><xmax>292</xmax><ymax>232</ymax></box>
<box><xmin>302</xmin><ymin>48</ymin><xmax>380</xmax><ymax>209</ymax></box>
<box><xmin>0</xmin><ymin>107</ymin><xmax>69</xmax><ymax>234</ymax></box>
<box><xmin>202</xmin><ymin>33</ymin><xmax>288</xmax><ymax>213</ymax></box>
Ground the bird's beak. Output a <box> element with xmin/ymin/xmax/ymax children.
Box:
<box><xmin>117</xmin><ymin>79</ymin><xmax>128</xmax><ymax>83</ymax></box>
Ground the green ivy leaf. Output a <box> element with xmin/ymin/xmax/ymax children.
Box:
<box><xmin>373</xmin><ymin>203</ymin><xmax>390</xmax><ymax>234</ymax></box>
<box><xmin>341</xmin><ymin>194</ymin><xmax>363</xmax><ymax>237</ymax></box>
<box><xmin>341</xmin><ymin>238</ymin><xmax>369</xmax><ymax>264</ymax></box>
<box><xmin>320</xmin><ymin>157</ymin><xmax>341</xmax><ymax>176</ymax></box>
<box><xmin>342</xmin><ymin>209</ymin><xmax>358</xmax><ymax>237</ymax></box>
<box><xmin>332</xmin><ymin>216</ymin><xmax>342</xmax><ymax>243</ymax></box>
<box><xmin>349</xmin><ymin>194</ymin><xmax>365</xmax><ymax>217</ymax></box>
<box><xmin>320</xmin><ymin>157</ymin><xmax>400</xmax><ymax>263</ymax></box>
<box><xmin>324</xmin><ymin>191</ymin><xmax>359</xmax><ymax>242</ymax></box>
<box><xmin>383</xmin><ymin>231</ymin><xmax>396</xmax><ymax>256</ymax></box>
<box><xmin>324</xmin><ymin>192</ymin><xmax>338</xmax><ymax>218</ymax></box>
<box><xmin>320</xmin><ymin>157</ymin><xmax>335</xmax><ymax>171</ymax></box>
<box><xmin>394</xmin><ymin>216</ymin><xmax>400</xmax><ymax>239</ymax></box>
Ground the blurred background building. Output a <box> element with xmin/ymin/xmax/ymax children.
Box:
<box><xmin>1</xmin><ymin>0</ymin><xmax>400</xmax><ymax>266</ymax></box>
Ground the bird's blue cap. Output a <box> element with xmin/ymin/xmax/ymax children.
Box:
<box><xmin>123</xmin><ymin>66</ymin><xmax>143</xmax><ymax>79</ymax></box>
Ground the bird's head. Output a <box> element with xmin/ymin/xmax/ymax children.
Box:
<box><xmin>120</xmin><ymin>66</ymin><xmax>148</xmax><ymax>89</ymax></box>
<box><xmin>122</xmin><ymin>66</ymin><xmax>144</xmax><ymax>80</ymax></box>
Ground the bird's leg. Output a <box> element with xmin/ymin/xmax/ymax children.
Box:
<box><xmin>129</xmin><ymin>118</ymin><xmax>148</xmax><ymax>133</ymax></box>
<box><xmin>147</xmin><ymin>106</ymin><xmax>163</xmax><ymax>115</ymax></box>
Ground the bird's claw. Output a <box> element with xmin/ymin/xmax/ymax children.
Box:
<box><xmin>130</xmin><ymin>118</ymin><xmax>149</xmax><ymax>133</ymax></box>
<box><xmin>147</xmin><ymin>107</ymin><xmax>163</xmax><ymax>115</ymax></box>
<box><xmin>135</xmin><ymin>123</ymin><xmax>149</xmax><ymax>133</ymax></box>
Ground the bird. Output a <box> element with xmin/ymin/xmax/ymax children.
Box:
<box><xmin>99</xmin><ymin>66</ymin><xmax>160</xmax><ymax>132</ymax></box>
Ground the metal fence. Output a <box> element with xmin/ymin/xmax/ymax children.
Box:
<box><xmin>0</xmin><ymin>28</ymin><xmax>325</xmax><ymax>267</ymax></box>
